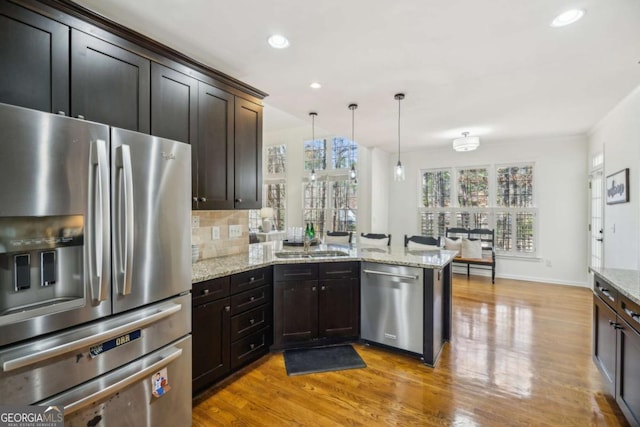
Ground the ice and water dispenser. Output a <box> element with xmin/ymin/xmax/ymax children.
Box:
<box><xmin>0</xmin><ymin>216</ymin><xmax>84</xmax><ymax>323</ymax></box>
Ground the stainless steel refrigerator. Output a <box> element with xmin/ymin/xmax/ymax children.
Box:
<box><xmin>0</xmin><ymin>103</ymin><xmax>192</xmax><ymax>426</ymax></box>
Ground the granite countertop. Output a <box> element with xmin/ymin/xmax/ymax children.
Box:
<box><xmin>591</xmin><ymin>267</ymin><xmax>640</xmax><ymax>306</ymax></box>
<box><xmin>192</xmin><ymin>241</ymin><xmax>458</xmax><ymax>283</ymax></box>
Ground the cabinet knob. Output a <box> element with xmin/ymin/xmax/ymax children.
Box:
<box><xmin>235</xmin><ymin>198</ymin><xmax>243</xmax><ymax>203</ymax></box>
<box><xmin>250</xmin><ymin>296</ymin><xmax>255</xmax><ymax>302</ymax></box>
<box><xmin>250</xmin><ymin>343</ymin><xmax>255</xmax><ymax>350</ymax></box>
<box><xmin>199</xmin><ymin>197</ymin><xmax>207</xmax><ymax>202</ymax></box>
<box><xmin>225</xmin><ymin>306</ymin><xmax>230</xmax><ymax>312</ymax></box>
<box><xmin>192</xmin><ymin>197</ymin><xmax>198</xmax><ymax>203</ymax></box>
<box><xmin>312</xmin><ymin>286</ymin><xmax>316</xmax><ymax>291</ymax></box>
<box><xmin>57</xmin><ymin>111</ymin><xmax>66</xmax><ymax>116</ymax></box>
<box><xmin>249</xmin><ymin>319</ymin><xmax>255</xmax><ymax>325</ymax></box>
<box><xmin>203</xmin><ymin>289</ymin><xmax>209</xmax><ymax>295</ymax></box>
<box><xmin>249</xmin><ymin>276</ymin><xmax>255</xmax><ymax>282</ymax></box>
<box><xmin>321</xmin><ymin>286</ymin><xmax>326</xmax><ymax>291</ymax></box>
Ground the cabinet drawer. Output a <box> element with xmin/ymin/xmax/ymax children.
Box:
<box><xmin>319</xmin><ymin>261</ymin><xmax>360</xmax><ymax>279</ymax></box>
<box><xmin>230</xmin><ymin>266</ymin><xmax>272</xmax><ymax>294</ymax></box>
<box><xmin>619</xmin><ymin>294</ymin><xmax>640</xmax><ymax>333</ymax></box>
<box><xmin>274</xmin><ymin>263</ymin><xmax>318</xmax><ymax>282</ymax></box>
<box><xmin>231</xmin><ymin>304</ymin><xmax>271</xmax><ymax>341</ymax></box>
<box><xmin>192</xmin><ymin>277</ymin><xmax>230</xmax><ymax>306</ymax></box>
<box><xmin>230</xmin><ymin>284</ymin><xmax>272</xmax><ymax>315</ymax></box>
<box><xmin>594</xmin><ymin>275</ymin><xmax>618</xmax><ymax>308</ymax></box>
<box><xmin>231</xmin><ymin>326</ymin><xmax>271</xmax><ymax>370</ymax></box>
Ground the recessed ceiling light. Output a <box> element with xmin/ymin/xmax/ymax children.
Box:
<box><xmin>551</xmin><ymin>9</ymin><xmax>586</xmax><ymax>27</ymax></box>
<box><xmin>267</xmin><ymin>34</ymin><xmax>290</xmax><ymax>49</ymax></box>
<box><xmin>310</xmin><ymin>82</ymin><xmax>322</xmax><ymax>89</ymax></box>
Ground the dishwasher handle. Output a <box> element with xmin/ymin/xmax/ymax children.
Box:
<box><xmin>362</xmin><ymin>269</ymin><xmax>419</xmax><ymax>280</ymax></box>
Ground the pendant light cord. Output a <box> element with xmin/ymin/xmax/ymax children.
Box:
<box><xmin>397</xmin><ymin>97</ymin><xmax>401</xmax><ymax>162</ymax></box>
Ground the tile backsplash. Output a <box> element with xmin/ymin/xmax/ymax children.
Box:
<box><xmin>191</xmin><ymin>210</ymin><xmax>249</xmax><ymax>261</ymax></box>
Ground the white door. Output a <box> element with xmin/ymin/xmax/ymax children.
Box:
<box><xmin>589</xmin><ymin>170</ymin><xmax>604</xmax><ymax>270</ymax></box>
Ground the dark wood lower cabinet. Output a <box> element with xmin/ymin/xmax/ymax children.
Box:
<box><xmin>273</xmin><ymin>262</ymin><xmax>360</xmax><ymax>349</ymax></box>
<box><xmin>593</xmin><ymin>273</ymin><xmax>640</xmax><ymax>426</ymax></box>
<box><xmin>192</xmin><ymin>267</ymin><xmax>272</xmax><ymax>395</ymax></box>
<box><xmin>192</xmin><ymin>297</ymin><xmax>230</xmax><ymax>392</ymax></box>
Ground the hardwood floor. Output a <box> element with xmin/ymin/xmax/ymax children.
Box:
<box><xmin>193</xmin><ymin>275</ymin><xmax>628</xmax><ymax>426</ymax></box>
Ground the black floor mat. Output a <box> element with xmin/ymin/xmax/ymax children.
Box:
<box><xmin>283</xmin><ymin>345</ymin><xmax>366</xmax><ymax>376</ymax></box>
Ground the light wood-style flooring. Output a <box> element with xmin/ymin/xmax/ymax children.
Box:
<box><xmin>193</xmin><ymin>275</ymin><xmax>628</xmax><ymax>426</ymax></box>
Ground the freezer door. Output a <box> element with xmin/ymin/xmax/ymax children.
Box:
<box><xmin>0</xmin><ymin>103</ymin><xmax>111</xmax><ymax>347</ymax></box>
<box><xmin>38</xmin><ymin>335</ymin><xmax>192</xmax><ymax>427</ymax></box>
<box><xmin>0</xmin><ymin>294</ymin><xmax>190</xmax><ymax>405</ymax></box>
<box><xmin>111</xmin><ymin>128</ymin><xmax>191</xmax><ymax>313</ymax></box>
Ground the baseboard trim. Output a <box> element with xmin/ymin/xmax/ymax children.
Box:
<box><xmin>451</xmin><ymin>269</ymin><xmax>588</xmax><ymax>288</ymax></box>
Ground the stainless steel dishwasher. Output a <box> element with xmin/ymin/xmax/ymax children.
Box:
<box><xmin>361</xmin><ymin>262</ymin><xmax>424</xmax><ymax>354</ymax></box>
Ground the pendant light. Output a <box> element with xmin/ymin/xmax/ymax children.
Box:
<box><xmin>394</xmin><ymin>93</ymin><xmax>405</xmax><ymax>181</ymax></box>
<box><xmin>309</xmin><ymin>112</ymin><xmax>317</xmax><ymax>182</ymax></box>
<box><xmin>348</xmin><ymin>103</ymin><xmax>358</xmax><ymax>181</ymax></box>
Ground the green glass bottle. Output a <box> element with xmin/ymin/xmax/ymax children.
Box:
<box><xmin>305</xmin><ymin>223</ymin><xmax>310</xmax><ymax>238</ymax></box>
<box><xmin>310</xmin><ymin>223</ymin><xmax>315</xmax><ymax>239</ymax></box>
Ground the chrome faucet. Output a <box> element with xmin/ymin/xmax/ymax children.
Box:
<box><xmin>303</xmin><ymin>235</ymin><xmax>311</xmax><ymax>253</ymax></box>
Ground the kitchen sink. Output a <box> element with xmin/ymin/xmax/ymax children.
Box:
<box><xmin>275</xmin><ymin>251</ymin><xmax>310</xmax><ymax>258</ymax></box>
<box><xmin>274</xmin><ymin>250</ymin><xmax>349</xmax><ymax>259</ymax></box>
<box><xmin>308</xmin><ymin>250</ymin><xmax>349</xmax><ymax>258</ymax></box>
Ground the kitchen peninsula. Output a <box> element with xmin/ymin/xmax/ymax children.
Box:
<box><xmin>191</xmin><ymin>242</ymin><xmax>457</xmax><ymax>393</ymax></box>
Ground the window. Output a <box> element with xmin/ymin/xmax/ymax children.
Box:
<box><xmin>259</xmin><ymin>144</ymin><xmax>287</xmax><ymax>231</ymax></box>
<box><xmin>419</xmin><ymin>164</ymin><xmax>537</xmax><ymax>256</ymax></box>
<box><xmin>302</xmin><ymin>137</ymin><xmax>358</xmax><ymax>233</ymax></box>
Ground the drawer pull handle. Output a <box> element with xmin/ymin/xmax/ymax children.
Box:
<box><xmin>312</xmin><ymin>286</ymin><xmax>317</xmax><ymax>291</ymax></box>
<box><xmin>203</xmin><ymin>289</ymin><xmax>209</xmax><ymax>295</ymax></box>
<box><xmin>225</xmin><ymin>306</ymin><xmax>230</xmax><ymax>312</ymax></box>
<box><xmin>250</xmin><ymin>319</ymin><xmax>255</xmax><ymax>325</ymax></box>
<box><xmin>249</xmin><ymin>276</ymin><xmax>255</xmax><ymax>282</ymax></box>
<box><xmin>250</xmin><ymin>343</ymin><xmax>255</xmax><ymax>350</ymax></box>
<box><xmin>624</xmin><ymin>308</ymin><xmax>640</xmax><ymax>323</ymax></box>
<box><xmin>250</xmin><ymin>296</ymin><xmax>255</xmax><ymax>302</ymax></box>
<box><xmin>321</xmin><ymin>286</ymin><xmax>326</xmax><ymax>291</ymax></box>
<box><xmin>598</xmin><ymin>286</ymin><xmax>614</xmax><ymax>302</ymax></box>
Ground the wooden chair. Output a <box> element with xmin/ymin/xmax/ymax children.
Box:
<box><xmin>359</xmin><ymin>233</ymin><xmax>391</xmax><ymax>246</ymax></box>
<box><xmin>324</xmin><ymin>231</ymin><xmax>352</xmax><ymax>245</ymax></box>
<box><xmin>445</xmin><ymin>227</ymin><xmax>496</xmax><ymax>284</ymax></box>
<box><xmin>404</xmin><ymin>235</ymin><xmax>440</xmax><ymax>248</ymax></box>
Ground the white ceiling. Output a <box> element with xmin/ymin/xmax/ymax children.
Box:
<box><xmin>72</xmin><ymin>0</ymin><xmax>640</xmax><ymax>152</ymax></box>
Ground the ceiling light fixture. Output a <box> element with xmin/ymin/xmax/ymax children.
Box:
<box><xmin>267</xmin><ymin>34</ymin><xmax>290</xmax><ymax>49</ymax></box>
<box><xmin>394</xmin><ymin>93</ymin><xmax>405</xmax><ymax>182</ymax></box>
<box><xmin>309</xmin><ymin>112</ymin><xmax>317</xmax><ymax>182</ymax></box>
<box><xmin>551</xmin><ymin>9</ymin><xmax>585</xmax><ymax>27</ymax></box>
<box><xmin>453</xmin><ymin>132</ymin><xmax>480</xmax><ymax>152</ymax></box>
<box><xmin>349</xmin><ymin>103</ymin><xmax>358</xmax><ymax>181</ymax></box>
<box><xmin>310</xmin><ymin>82</ymin><xmax>322</xmax><ymax>89</ymax></box>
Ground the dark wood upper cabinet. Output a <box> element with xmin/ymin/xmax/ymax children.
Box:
<box><xmin>71</xmin><ymin>29</ymin><xmax>150</xmax><ymax>133</ymax></box>
<box><xmin>0</xmin><ymin>1</ymin><xmax>69</xmax><ymax>114</ymax></box>
<box><xmin>197</xmin><ymin>82</ymin><xmax>234</xmax><ymax>210</ymax></box>
<box><xmin>234</xmin><ymin>98</ymin><xmax>263</xmax><ymax>209</ymax></box>
<box><xmin>151</xmin><ymin>63</ymin><xmax>197</xmax><ymax>144</ymax></box>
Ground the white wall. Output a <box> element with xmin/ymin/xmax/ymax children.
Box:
<box><xmin>383</xmin><ymin>136</ymin><xmax>589</xmax><ymax>286</ymax></box>
<box><xmin>589</xmin><ymin>85</ymin><xmax>640</xmax><ymax>269</ymax></box>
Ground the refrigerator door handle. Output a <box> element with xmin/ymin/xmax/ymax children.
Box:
<box><xmin>63</xmin><ymin>346</ymin><xmax>183</xmax><ymax>416</ymax></box>
<box><xmin>2</xmin><ymin>303</ymin><xmax>181</xmax><ymax>372</ymax></box>
<box><xmin>115</xmin><ymin>144</ymin><xmax>135</xmax><ymax>296</ymax></box>
<box><xmin>88</xmin><ymin>139</ymin><xmax>110</xmax><ymax>302</ymax></box>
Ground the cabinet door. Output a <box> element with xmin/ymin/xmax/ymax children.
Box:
<box><xmin>197</xmin><ymin>82</ymin><xmax>234</xmax><ymax>210</ymax></box>
<box><xmin>151</xmin><ymin>63</ymin><xmax>197</xmax><ymax>144</ymax></box>
<box><xmin>318</xmin><ymin>278</ymin><xmax>359</xmax><ymax>338</ymax></box>
<box><xmin>593</xmin><ymin>294</ymin><xmax>617</xmax><ymax>396</ymax></box>
<box><xmin>234</xmin><ymin>97</ymin><xmax>262</xmax><ymax>209</ymax></box>
<box><xmin>0</xmin><ymin>2</ymin><xmax>69</xmax><ymax>114</ymax></box>
<box><xmin>192</xmin><ymin>298</ymin><xmax>230</xmax><ymax>393</ymax></box>
<box><xmin>71</xmin><ymin>29</ymin><xmax>150</xmax><ymax>132</ymax></box>
<box><xmin>273</xmin><ymin>280</ymin><xmax>318</xmax><ymax>346</ymax></box>
<box><xmin>616</xmin><ymin>317</ymin><xmax>640</xmax><ymax>425</ymax></box>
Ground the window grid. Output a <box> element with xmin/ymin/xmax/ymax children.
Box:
<box><xmin>422</xmin><ymin>170</ymin><xmax>451</xmax><ymax>208</ymax></box>
<box><xmin>457</xmin><ymin>168</ymin><xmax>489</xmax><ymax>207</ymax></box>
<box><xmin>496</xmin><ymin>166</ymin><xmax>533</xmax><ymax>208</ymax></box>
<box><xmin>331</xmin><ymin>137</ymin><xmax>358</xmax><ymax>170</ymax></box>
<box><xmin>266</xmin><ymin>183</ymin><xmax>286</xmax><ymax>231</ymax></box>
<box><xmin>329</xmin><ymin>180</ymin><xmax>357</xmax><ymax>232</ymax></box>
<box><xmin>303</xmin><ymin>181</ymin><xmax>327</xmax><ymax>233</ymax></box>
<box><xmin>304</xmin><ymin>139</ymin><xmax>327</xmax><ymax>172</ymax></box>
<box><xmin>419</xmin><ymin>164</ymin><xmax>537</xmax><ymax>256</ymax></box>
<box><xmin>267</xmin><ymin>145</ymin><xmax>286</xmax><ymax>174</ymax></box>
